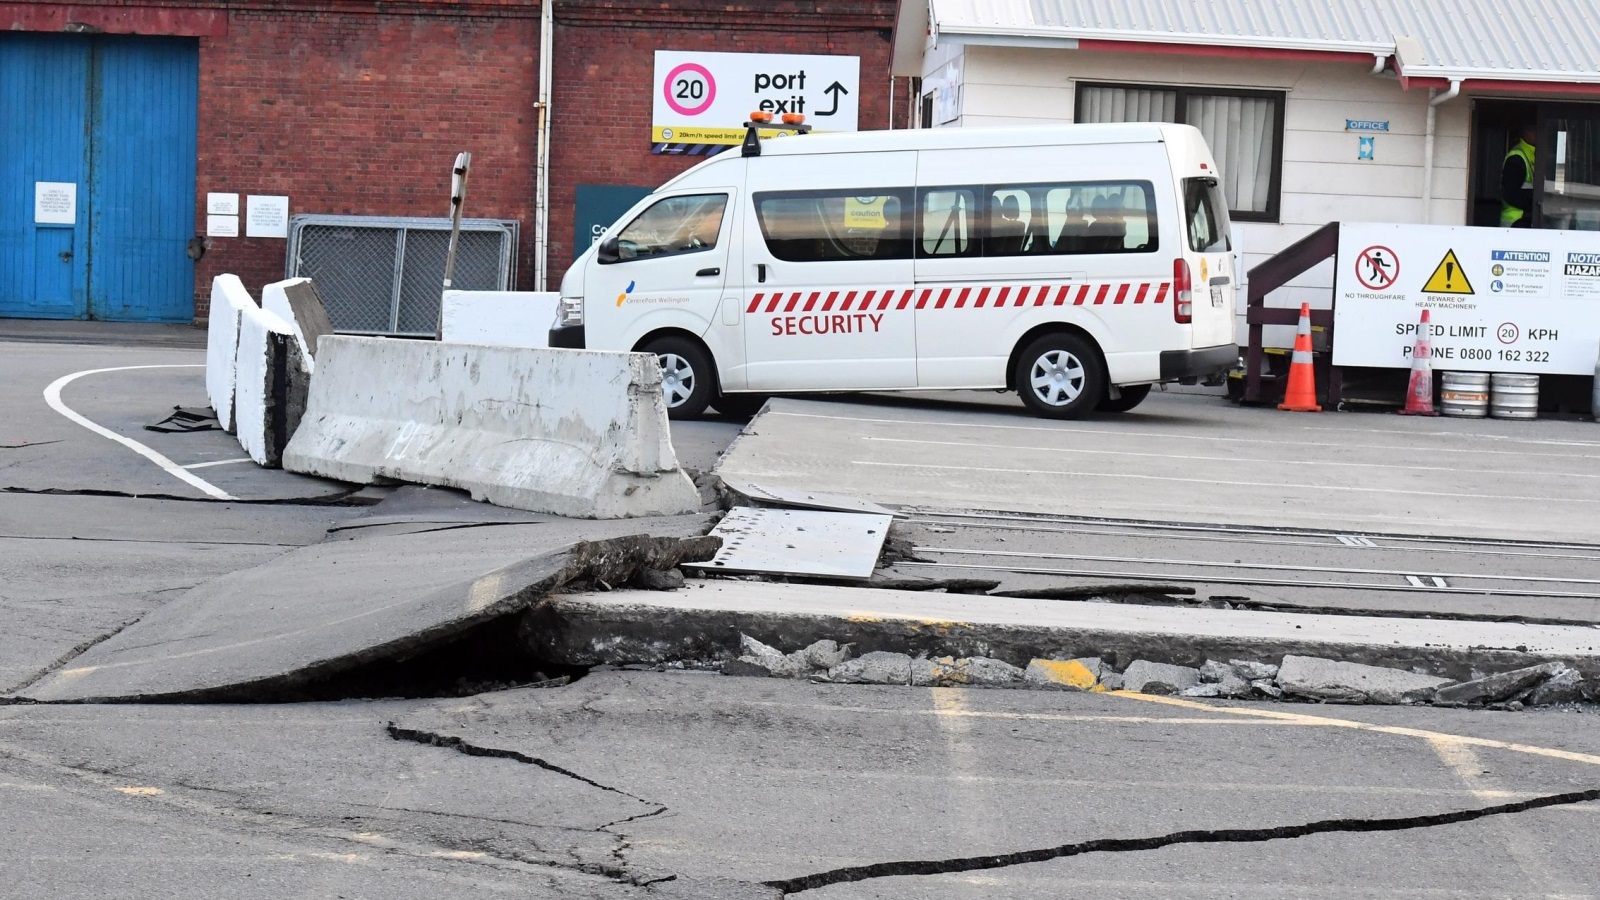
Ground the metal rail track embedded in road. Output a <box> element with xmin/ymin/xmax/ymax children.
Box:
<box><xmin>897</xmin><ymin>507</ymin><xmax>1600</xmax><ymax>607</ymax></box>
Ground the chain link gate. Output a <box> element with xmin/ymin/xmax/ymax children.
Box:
<box><xmin>285</xmin><ymin>215</ymin><xmax>519</xmax><ymax>335</ymax></box>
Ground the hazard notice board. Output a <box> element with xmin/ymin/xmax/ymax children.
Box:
<box><xmin>1333</xmin><ymin>222</ymin><xmax>1600</xmax><ymax>374</ymax></box>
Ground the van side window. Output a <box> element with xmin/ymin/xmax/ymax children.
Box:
<box><xmin>918</xmin><ymin>181</ymin><xmax>1158</xmax><ymax>258</ymax></box>
<box><xmin>1042</xmin><ymin>182</ymin><xmax>1158</xmax><ymax>255</ymax></box>
<box><xmin>753</xmin><ymin>189</ymin><xmax>912</xmax><ymax>262</ymax></box>
<box><xmin>603</xmin><ymin>193</ymin><xmax>728</xmax><ymax>264</ymax></box>
<box><xmin>921</xmin><ymin>188</ymin><xmax>974</xmax><ymax>257</ymax></box>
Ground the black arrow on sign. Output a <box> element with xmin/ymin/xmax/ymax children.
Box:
<box><xmin>815</xmin><ymin>81</ymin><xmax>849</xmax><ymax>117</ymax></box>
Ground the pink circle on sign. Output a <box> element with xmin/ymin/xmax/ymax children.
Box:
<box><xmin>663</xmin><ymin>63</ymin><xmax>716</xmax><ymax>116</ymax></box>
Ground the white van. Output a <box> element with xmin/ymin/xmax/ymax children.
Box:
<box><xmin>550</xmin><ymin>121</ymin><xmax>1237</xmax><ymax>419</ymax></box>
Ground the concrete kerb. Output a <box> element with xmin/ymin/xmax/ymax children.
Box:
<box><xmin>203</xmin><ymin>274</ymin><xmax>257</xmax><ymax>434</ymax></box>
<box><xmin>282</xmin><ymin>337</ymin><xmax>703</xmax><ymax>518</ymax></box>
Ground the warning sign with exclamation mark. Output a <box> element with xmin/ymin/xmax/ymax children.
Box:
<box><xmin>1421</xmin><ymin>249</ymin><xmax>1475</xmax><ymax>295</ymax></box>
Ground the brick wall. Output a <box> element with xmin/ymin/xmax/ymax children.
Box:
<box><xmin>545</xmin><ymin>2</ymin><xmax>903</xmax><ymax>285</ymax></box>
<box><xmin>194</xmin><ymin>4</ymin><xmax>540</xmax><ymax>318</ymax></box>
<box><xmin>7</xmin><ymin>0</ymin><xmax>898</xmax><ymax>319</ymax></box>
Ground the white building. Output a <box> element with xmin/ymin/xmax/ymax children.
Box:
<box><xmin>891</xmin><ymin>0</ymin><xmax>1600</xmax><ymax>333</ymax></box>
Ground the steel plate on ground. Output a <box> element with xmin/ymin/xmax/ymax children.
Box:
<box><xmin>686</xmin><ymin>507</ymin><xmax>893</xmax><ymax>580</ymax></box>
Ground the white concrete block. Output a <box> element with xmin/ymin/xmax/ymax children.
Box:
<box><xmin>262</xmin><ymin>277</ymin><xmax>317</xmax><ymax>371</ymax></box>
<box><xmin>204</xmin><ymin>275</ymin><xmax>257</xmax><ymax>434</ymax></box>
<box><xmin>440</xmin><ymin>290</ymin><xmax>559</xmax><ymax>348</ymax></box>
<box><xmin>235</xmin><ymin>304</ymin><xmax>295</xmax><ymax>467</ymax></box>
<box><xmin>282</xmin><ymin>337</ymin><xmax>701</xmax><ymax>518</ymax></box>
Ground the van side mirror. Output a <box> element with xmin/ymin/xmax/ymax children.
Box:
<box><xmin>597</xmin><ymin>235</ymin><xmax>620</xmax><ymax>264</ymax></box>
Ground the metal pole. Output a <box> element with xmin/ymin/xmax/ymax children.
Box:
<box><xmin>438</xmin><ymin>151</ymin><xmax>471</xmax><ymax>340</ymax></box>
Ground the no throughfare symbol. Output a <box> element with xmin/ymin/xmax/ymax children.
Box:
<box><xmin>1355</xmin><ymin>245</ymin><xmax>1399</xmax><ymax>289</ymax></box>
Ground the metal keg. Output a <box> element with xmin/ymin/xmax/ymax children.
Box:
<box><xmin>1490</xmin><ymin>372</ymin><xmax>1540</xmax><ymax>420</ymax></box>
<box><xmin>1439</xmin><ymin>372</ymin><xmax>1490</xmax><ymax>418</ymax></box>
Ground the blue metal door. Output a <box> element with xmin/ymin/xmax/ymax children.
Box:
<box><xmin>0</xmin><ymin>34</ymin><xmax>91</xmax><ymax>319</ymax></box>
<box><xmin>0</xmin><ymin>33</ymin><xmax>197</xmax><ymax>322</ymax></box>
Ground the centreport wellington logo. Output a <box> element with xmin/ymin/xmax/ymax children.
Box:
<box><xmin>616</xmin><ymin>280</ymin><xmax>636</xmax><ymax>307</ymax></box>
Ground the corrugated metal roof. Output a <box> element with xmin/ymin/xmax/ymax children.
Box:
<box><xmin>925</xmin><ymin>0</ymin><xmax>1600</xmax><ymax>83</ymax></box>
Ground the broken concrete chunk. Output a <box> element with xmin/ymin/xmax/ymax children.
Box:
<box><xmin>1276</xmin><ymin>655</ymin><xmax>1452</xmax><ymax>705</ymax></box>
<box><xmin>958</xmin><ymin>657</ymin><xmax>1025</xmax><ymax>687</ymax></box>
<box><xmin>909</xmin><ymin>656</ymin><xmax>1023</xmax><ymax>687</ymax></box>
<box><xmin>828</xmin><ymin>651</ymin><xmax>913</xmax><ymax>685</ymax></box>
<box><xmin>1230</xmin><ymin>659</ymin><xmax>1280</xmax><ymax>681</ymax></box>
<box><xmin>1527</xmin><ymin>666</ymin><xmax>1586</xmax><ymax>706</ymax></box>
<box><xmin>1100</xmin><ymin>671</ymin><xmax>1125</xmax><ymax>691</ymax></box>
<box><xmin>739</xmin><ymin>634</ymin><xmax>787</xmax><ymax>666</ymax></box>
<box><xmin>1435</xmin><ymin>662</ymin><xmax>1567</xmax><ymax>706</ymax></box>
<box><xmin>1183</xmin><ymin>678</ymin><xmax>1253</xmax><ymax>699</ymax></box>
<box><xmin>1024</xmin><ymin>658</ymin><xmax>1101</xmax><ymax>691</ymax></box>
<box><xmin>722</xmin><ymin>657</ymin><xmax>779</xmax><ymax>678</ymax></box>
<box><xmin>1251</xmin><ymin>679</ymin><xmax>1284</xmax><ymax>699</ymax></box>
<box><xmin>1199</xmin><ymin>659</ymin><xmax>1243</xmax><ymax>684</ymax></box>
<box><xmin>633</xmin><ymin>567</ymin><xmax>686</xmax><ymax>591</ymax></box>
<box><xmin>1122</xmin><ymin>660</ymin><xmax>1201</xmax><ymax>695</ymax></box>
<box><xmin>803</xmin><ymin>639</ymin><xmax>853</xmax><ymax>670</ymax></box>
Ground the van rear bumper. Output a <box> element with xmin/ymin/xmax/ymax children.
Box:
<box><xmin>548</xmin><ymin>324</ymin><xmax>586</xmax><ymax>349</ymax></box>
<box><xmin>1160</xmin><ymin>343</ymin><xmax>1237</xmax><ymax>381</ymax></box>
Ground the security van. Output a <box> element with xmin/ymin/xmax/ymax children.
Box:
<box><xmin>550</xmin><ymin>118</ymin><xmax>1238</xmax><ymax>419</ymax></box>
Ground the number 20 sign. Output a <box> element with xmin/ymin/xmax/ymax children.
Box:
<box><xmin>651</xmin><ymin>50</ymin><xmax>860</xmax><ymax>148</ymax></box>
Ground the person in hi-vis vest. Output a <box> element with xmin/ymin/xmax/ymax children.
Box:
<box><xmin>1501</xmin><ymin>125</ymin><xmax>1537</xmax><ymax>228</ymax></box>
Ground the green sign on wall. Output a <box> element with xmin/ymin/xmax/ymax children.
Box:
<box><xmin>573</xmin><ymin>184</ymin><xmax>654</xmax><ymax>260</ymax></box>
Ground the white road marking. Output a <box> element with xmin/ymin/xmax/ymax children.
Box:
<box><xmin>856</xmin><ymin>460</ymin><xmax>1600</xmax><ymax>505</ymax></box>
<box><xmin>768</xmin><ymin>409</ymin><xmax>1600</xmax><ymax>458</ymax></box>
<box><xmin>183</xmin><ymin>458</ymin><xmax>254</xmax><ymax>470</ymax></box>
<box><xmin>44</xmin><ymin>365</ymin><xmax>236</xmax><ymax>501</ymax></box>
<box><xmin>862</xmin><ymin>435</ymin><xmax>1600</xmax><ymax>480</ymax></box>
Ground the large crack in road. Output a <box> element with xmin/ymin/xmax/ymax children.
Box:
<box><xmin>763</xmin><ymin>788</ymin><xmax>1600</xmax><ymax>894</ymax></box>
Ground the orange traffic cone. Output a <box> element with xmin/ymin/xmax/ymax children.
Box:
<box><xmin>1278</xmin><ymin>302</ymin><xmax>1321</xmax><ymax>412</ymax></box>
<box><xmin>1398</xmin><ymin>308</ymin><xmax>1439</xmax><ymax>416</ymax></box>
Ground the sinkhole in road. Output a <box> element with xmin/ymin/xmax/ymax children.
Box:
<box><xmin>282</xmin><ymin>612</ymin><xmax>592</xmax><ymax>701</ymax></box>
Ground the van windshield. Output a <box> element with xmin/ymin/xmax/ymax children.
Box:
<box><xmin>1184</xmin><ymin>177</ymin><xmax>1231</xmax><ymax>253</ymax></box>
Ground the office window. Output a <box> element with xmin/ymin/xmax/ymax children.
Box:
<box><xmin>1076</xmin><ymin>83</ymin><xmax>1284</xmax><ymax>222</ymax></box>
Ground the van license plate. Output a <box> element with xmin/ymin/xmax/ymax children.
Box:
<box><xmin>1210</xmin><ymin>286</ymin><xmax>1225</xmax><ymax>308</ymax></box>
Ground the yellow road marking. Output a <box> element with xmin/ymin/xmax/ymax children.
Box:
<box><xmin>116</xmin><ymin>786</ymin><xmax>163</xmax><ymax>796</ymax></box>
<box><xmin>1116</xmin><ymin>692</ymin><xmax>1600</xmax><ymax>767</ymax></box>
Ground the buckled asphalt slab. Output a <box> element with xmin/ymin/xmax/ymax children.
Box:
<box><xmin>528</xmin><ymin>580</ymin><xmax>1600</xmax><ymax>683</ymax></box>
<box><xmin>16</xmin><ymin>516</ymin><xmax>716</xmax><ymax>703</ymax></box>
<box><xmin>716</xmin><ymin>395</ymin><xmax>1600</xmax><ymax>544</ymax></box>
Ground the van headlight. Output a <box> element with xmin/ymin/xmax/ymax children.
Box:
<box><xmin>558</xmin><ymin>296</ymin><xmax>584</xmax><ymax>326</ymax></box>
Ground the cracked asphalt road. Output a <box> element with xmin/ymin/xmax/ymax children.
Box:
<box><xmin>4</xmin><ymin>334</ymin><xmax>1599</xmax><ymax>898</ymax></box>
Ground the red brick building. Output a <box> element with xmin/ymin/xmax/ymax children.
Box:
<box><xmin>1</xmin><ymin>1</ymin><xmax>902</xmax><ymax>322</ymax></box>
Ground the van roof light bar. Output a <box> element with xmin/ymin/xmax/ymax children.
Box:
<box><xmin>742</xmin><ymin>112</ymin><xmax>811</xmax><ymax>157</ymax></box>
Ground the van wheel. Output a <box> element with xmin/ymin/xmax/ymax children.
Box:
<box><xmin>1097</xmin><ymin>384</ymin><xmax>1152</xmax><ymax>413</ymax></box>
<box><xmin>1015</xmin><ymin>333</ymin><xmax>1105</xmax><ymax>419</ymax></box>
<box><xmin>710</xmin><ymin>392</ymin><xmax>770</xmax><ymax>419</ymax></box>
<box><xmin>642</xmin><ymin>336</ymin><xmax>713</xmax><ymax>419</ymax></box>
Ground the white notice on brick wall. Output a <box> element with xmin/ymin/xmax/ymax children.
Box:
<box><xmin>207</xmin><ymin>215</ymin><xmax>240</xmax><ymax>238</ymax></box>
<box><xmin>35</xmin><ymin>182</ymin><xmax>76</xmax><ymax>225</ymax></box>
<box><xmin>246</xmin><ymin>195</ymin><xmax>289</xmax><ymax>239</ymax></box>
<box><xmin>207</xmin><ymin>192</ymin><xmax>240</xmax><ymax>215</ymax></box>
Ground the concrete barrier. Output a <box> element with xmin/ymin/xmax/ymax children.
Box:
<box><xmin>235</xmin><ymin>304</ymin><xmax>301</xmax><ymax>467</ymax></box>
<box><xmin>204</xmin><ymin>275</ymin><xmax>258</xmax><ymax>434</ymax></box>
<box><xmin>440</xmin><ymin>290</ymin><xmax>558</xmax><ymax>348</ymax></box>
<box><xmin>262</xmin><ymin>277</ymin><xmax>336</xmax><ymax>371</ymax></box>
<box><xmin>282</xmin><ymin>337</ymin><xmax>701</xmax><ymax>518</ymax></box>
